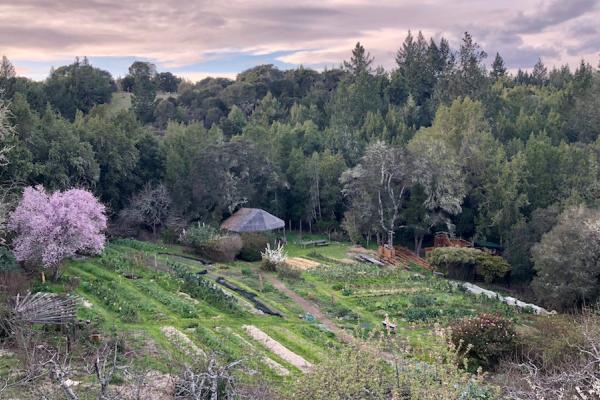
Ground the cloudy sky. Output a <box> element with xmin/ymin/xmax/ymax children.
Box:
<box><xmin>1</xmin><ymin>0</ymin><xmax>599</xmax><ymax>81</ymax></box>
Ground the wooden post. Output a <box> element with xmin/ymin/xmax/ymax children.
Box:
<box><xmin>258</xmin><ymin>272</ymin><xmax>264</xmax><ymax>292</ymax></box>
<box><xmin>41</xmin><ymin>271</ymin><xmax>46</xmax><ymax>283</ymax></box>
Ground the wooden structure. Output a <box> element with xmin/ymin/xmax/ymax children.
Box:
<box><xmin>299</xmin><ymin>239</ymin><xmax>329</xmax><ymax>248</ymax></box>
<box><xmin>394</xmin><ymin>246</ymin><xmax>432</xmax><ymax>270</ymax></box>
<box><xmin>424</xmin><ymin>232</ymin><xmax>503</xmax><ymax>256</ymax></box>
<box><xmin>424</xmin><ymin>232</ymin><xmax>473</xmax><ymax>256</ymax></box>
<box><xmin>378</xmin><ymin>244</ymin><xmax>396</xmax><ymax>264</ymax></box>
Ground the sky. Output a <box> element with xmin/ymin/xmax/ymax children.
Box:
<box><xmin>1</xmin><ymin>0</ymin><xmax>599</xmax><ymax>81</ymax></box>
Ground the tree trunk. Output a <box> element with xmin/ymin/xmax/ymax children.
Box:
<box><xmin>52</xmin><ymin>265</ymin><xmax>61</xmax><ymax>282</ymax></box>
<box><xmin>414</xmin><ymin>234</ymin><xmax>424</xmax><ymax>257</ymax></box>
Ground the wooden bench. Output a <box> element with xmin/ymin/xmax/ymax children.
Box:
<box><xmin>299</xmin><ymin>240</ymin><xmax>329</xmax><ymax>248</ymax></box>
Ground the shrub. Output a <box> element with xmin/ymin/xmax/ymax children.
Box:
<box><xmin>197</xmin><ymin>235</ymin><xmax>242</xmax><ymax>262</ymax></box>
<box><xmin>277</xmin><ymin>263</ymin><xmax>302</xmax><ymax>280</ymax></box>
<box><xmin>515</xmin><ymin>315</ymin><xmax>584</xmax><ymax>372</ymax></box>
<box><xmin>260</xmin><ymin>243</ymin><xmax>287</xmax><ymax>272</ymax></box>
<box><xmin>427</xmin><ymin>247</ymin><xmax>510</xmax><ymax>283</ymax></box>
<box><xmin>0</xmin><ymin>246</ymin><xmax>18</xmax><ymax>272</ymax></box>
<box><xmin>451</xmin><ymin>313</ymin><xmax>516</xmax><ymax>370</ymax></box>
<box><xmin>238</xmin><ymin>232</ymin><xmax>270</xmax><ymax>262</ymax></box>
<box><xmin>0</xmin><ymin>270</ymin><xmax>29</xmax><ymax>299</ymax></box>
<box><xmin>179</xmin><ymin>223</ymin><xmax>242</xmax><ymax>262</ymax></box>
<box><xmin>161</xmin><ymin>224</ymin><xmax>182</xmax><ymax>244</ymax></box>
<box><xmin>178</xmin><ymin>222</ymin><xmax>221</xmax><ymax>248</ymax></box>
<box><xmin>403</xmin><ymin>307</ymin><xmax>441</xmax><ymax>322</ymax></box>
<box><xmin>476</xmin><ymin>253</ymin><xmax>511</xmax><ymax>284</ymax></box>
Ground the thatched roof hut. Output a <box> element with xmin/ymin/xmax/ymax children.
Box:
<box><xmin>220</xmin><ymin>208</ymin><xmax>284</xmax><ymax>233</ymax></box>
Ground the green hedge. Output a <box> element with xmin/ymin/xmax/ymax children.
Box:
<box><xmin>427</xmin><ymin>247</ymin><xmax>511</xmax><ymax>283</ymax></box>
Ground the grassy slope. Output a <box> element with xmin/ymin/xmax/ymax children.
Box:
<box><xmin>31</xmin><ymin>235</ymin><xmax>535</xmax><ymax>394</ymax></box>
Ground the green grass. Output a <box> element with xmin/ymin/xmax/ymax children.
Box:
<box><xmin>284</xmin><ymin>232</ymin><xmax>351</xmax><ymax>259</ymax></box>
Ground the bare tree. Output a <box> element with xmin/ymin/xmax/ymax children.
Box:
<box><xmin>175</xmin><ymin>354</ymin><xmax>242</xmax><ymax>400</ymax></box>
<box><xmin>342</xmin><ymin>141</ymin><xmax>411</xmax><ymax>247</ymax></box>
<box><xmin>120</xmin><ymin>183</ymin><xmax>172</xmax><ymax>236</ymax></box>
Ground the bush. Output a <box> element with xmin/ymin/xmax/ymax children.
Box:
<box><xmin>476</xmin><ymin>253</ymin><xmax>511</xmax><ymax>284</ymax></box>
<box><xmin>197</xmin><ymin>235</ymin><xmax>242</xmax><ymax>262</ymax></box>
<box><xmin>238</xmin><ymin>232</ymin><xmax>270</xmax><ymax>262</ymax></box>
<box><xmin>178</xmin><ymin>223</ymin><xmax>221</xmax><ymax>248</ymax></box>
<box><xmin>515</xmin><ymin>315</ymin><xmax>584</xmax><ymax>371</ymax></box>
<box><xmin>427</xmin><ymin>247</ymin><xmax>511</xmax><ymax>283</ymax></box>
<box><xmin>277</xmin><ymin>263</ymin><xmax>302</xmax><ymax>280</ymax></box>
<box><xmin>0</xmin><ymin>270</ymin><xmax>29</xmax><ymax>300</ymax></box>
<box><xmin>161</xmin><ymin>224</ymin><xmax>182</xmax><ymax>244</ymax></box>
<box><xmin>0</xmin><ymin>246</ymin><xmax>18</xmax><ymax>272</ymax></box>
<box><xmin>260</xmin><ymin>243</ymin><xmax>287</xmax><ymax>272</ymax></box>
<box><xmin>179</xmin><ymin>223</ymin><xmax>242</xmax><ymax>262</ymax></box>
<box><xmin>451</xmin><ymin>313</ymin><xmax>516</xmax><ymax>370</ymax></box>
<box><xmin>403</xmin><ymin>307</ymin><xmax>441</xmax><ymax>322</ymax></box>
<box><xmin>260</xmin><ymin>258</ymin><xmax>278</xmax><ymax>272</ymax></box>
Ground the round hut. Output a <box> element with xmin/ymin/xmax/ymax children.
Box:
<box><xmin>220</xmin><ymin>208</ymin><xmax>285</xmax><ymax>234</ymax></box>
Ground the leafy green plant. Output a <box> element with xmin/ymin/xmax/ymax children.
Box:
<box><xmin>133</xmin><ymin>279</ymin><xmax>198</xmax><ymax>318</ymax></box>
<box><xmin>168</xmin><ymin>261</ymin><xmax>241</xmax><ymax>314</ymax></box>
<box><xmin>403</xmin><ymin>307</ymin><xmax>441</xmax><ymax>322</ymax></box>
<box><xmin>178</xmin><ymin>223</ymin><xmax>221</xmax><ymax>247</ymax></box>
<box><xmin>410</xmin><ymin>294</ymin><xmax>436</xmax><ymax>307</ymax></box>
<box><xmin>427</xmin><ymin>247</ymin><xmax>511</xmax><ymax>283</ymax></box>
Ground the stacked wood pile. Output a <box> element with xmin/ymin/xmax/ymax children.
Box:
<box><xmin>394</xmin><ymin>246</ymin><xmax>432</xmax><ymax>270</ymax></box>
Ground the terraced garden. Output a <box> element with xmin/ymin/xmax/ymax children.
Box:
<box><xmin>35</xmin><ymin>237</ymin><xmax>536</xmax><ymax>394</ymax></box>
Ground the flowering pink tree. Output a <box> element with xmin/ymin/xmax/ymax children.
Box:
<box><xmin>9</xmin><ymin>186</ymin><xmax>107</xmax><ymax>281</ymax></box>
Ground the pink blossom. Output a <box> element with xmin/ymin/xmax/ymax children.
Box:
<box><xmin>9</xmin><ymin>186</ymin><xmax>107</xmax><ymax>269</ymax></box>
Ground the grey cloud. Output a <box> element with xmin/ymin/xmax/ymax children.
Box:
<box><xmin>507</xmin><ymin>0</ymin><xmax>598</xmax><ymax>33</ymax></box>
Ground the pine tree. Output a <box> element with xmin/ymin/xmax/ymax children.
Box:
<box><xmin>343</xmin><ymin>42</ymin><xmax>373</xmax><ymax>76</ymax></box>
<box><xmin>491</xmin><ymin>52</ymin><xmax>507</xmax><ymax>79</ymax></box>
<box><xmin>531</xmin><ymin>58</ymin><xmax>548</xmax><ymax>85</ymax></box>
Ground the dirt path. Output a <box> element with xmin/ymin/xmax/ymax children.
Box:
<box><xmin>266</xmin><ymin>274</ymin><xmax>398</xmax><ymax>364</ymax></box>
<box><xmin>265</xmin><ymin>274</ymin><xmax>356</xmax><ymax>345</ymax></box>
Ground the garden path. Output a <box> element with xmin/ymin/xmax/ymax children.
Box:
<box><xmin>265</xmin><ymin>274</ymin><xmax>356</xmax><ymax>345</ymax></box>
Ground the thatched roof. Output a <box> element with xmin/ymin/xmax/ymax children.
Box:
<box><xmin>220</xmin><ymin>208</ymin><xmax>284</xmax><ymax>233</ymax></box>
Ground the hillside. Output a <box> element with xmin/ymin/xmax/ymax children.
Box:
<box><xmin>1</xmin><ymin>236</ymin><xmax>540</xmax><ymax>398</ymax></box>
